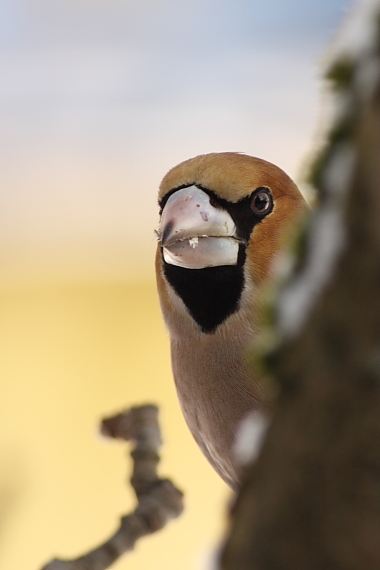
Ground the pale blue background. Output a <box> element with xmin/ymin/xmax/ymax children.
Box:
<box><xmin>0</xmin><ymin>0</ymin><xmax>350</xmax><ymax>283</ymax></box>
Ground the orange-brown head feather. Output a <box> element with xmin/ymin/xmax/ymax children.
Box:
<box><xmin>158</xmin><ymin>152</ymin><xmax>307</xmax><ymax>286</ymax></box>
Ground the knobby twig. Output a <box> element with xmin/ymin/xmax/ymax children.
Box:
<box><xmin>41</xmin><ymin>405</ymin><xmax>184</xmax><ymax>570</ymax></box>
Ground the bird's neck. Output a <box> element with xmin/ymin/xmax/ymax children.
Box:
<box><xmin>170</xmin><ymin>310</ymin><xmax>264</xmax><ymax>415</ymax></box>
<box><xmin>167</xmin><ymin>281</ymin><xmax>265</xmax><ymax>488</ymax></box>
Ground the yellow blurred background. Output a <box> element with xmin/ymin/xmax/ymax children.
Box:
<box><xmin>0</xmin><ymin>280</ymin><xmax>229</xmax><ymax>570</ymax></box>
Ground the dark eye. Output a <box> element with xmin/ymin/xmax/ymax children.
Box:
<box><xmin>250</xmin><ymin>187</ymin><xmax>272</xmax><ymax>216</ymax></box>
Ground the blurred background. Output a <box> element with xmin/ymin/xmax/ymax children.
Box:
<box><xmin>0</xmin><ymin>1</ymin><xmax>349</xmax><ymax>569</ymax></box>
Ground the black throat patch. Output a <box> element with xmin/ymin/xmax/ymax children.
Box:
<box><xmin>163</xmin><ymin>255</ymin><xmax>245</xmax><ymax>333</ymax></box>
<box><xmin>160</xmin><ymin>184</ymin><xmax>273</xmax><ymax>334</ymax></box>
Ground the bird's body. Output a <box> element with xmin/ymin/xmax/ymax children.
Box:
<box><xmin>155</xmin><ymin>153</ymin><xmax>306</xmax><ymax>490</ymax></box>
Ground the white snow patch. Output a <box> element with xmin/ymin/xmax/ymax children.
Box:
<box><xmin>233</xmin><ymin>411</ymin><xmax>270</xmax><ymax>466</ymax></box>
<box><xmin>329</xmin><ymin>0</ymin><xmax>380</xmax><ymax>61</ymax></box>
<box><xmin>278</xmin><ymin>144</ymin><xmax>355</xmax><ymax>338</ymax></box>
<box><xmin>278</xmin><ymin>209</ymin><xmax>345</xmax><ymax>336</ymax></box>
<box><xmin>323</xmin><ymin>142</ymin><xmax>357</xmax><ymax>198</ymax></box>
<box><xmin>278</xmin><ymin>0</ymin><xmax>380</xmax><ymax>339</ymax></box>
<box><xmin>195</xmin><ymin>547</ymin><xmax>220</xmax><ymax>570</ymax></box>
<box><xmin>327</xmin><ymin>0</ymin><xmax>380</xmax><ymax>104</ymax></box>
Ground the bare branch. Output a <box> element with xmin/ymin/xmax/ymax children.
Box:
<box><xmin>41</xmin><ymin>405</ymin><xmax>184</xmax><ymax>570</ymax></box>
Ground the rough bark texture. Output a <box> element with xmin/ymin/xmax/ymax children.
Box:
<box><xmin>221</xmin><ymin>8</ymin><xmax>380</xmax><ymax>570</ymax></box>
<box><xmin>41</xmin><ymin>405</ymin><xmax>184</xmax><ymax>570</ymax></box>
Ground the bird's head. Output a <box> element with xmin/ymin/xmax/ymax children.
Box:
<box><xmin>156</xmin><ymin>152</ymin><xmax>307</xmax><ymax>334</ymax></box>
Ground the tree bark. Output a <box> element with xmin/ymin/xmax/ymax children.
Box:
<box><xmin>222</xmin><ymin>6</ymin><xmax>380</xmax><ymax>570</ymax></box>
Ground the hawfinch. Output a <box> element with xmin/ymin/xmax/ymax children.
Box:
<box><xmin>155</xmin><ymin>152</ymin><xmax>306</xmax><ymax>490</ymax></box>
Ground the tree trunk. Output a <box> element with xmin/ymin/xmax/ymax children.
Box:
<box><xmin>222</xmin><ymin>6</ymin><xmax>380</xmax><ymax>569</ymax></box>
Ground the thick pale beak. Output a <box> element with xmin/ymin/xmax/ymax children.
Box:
<box><xmin>158</xmin><ymin>185</ymin><xmax>239</xmax><ymax>269</ymax></box>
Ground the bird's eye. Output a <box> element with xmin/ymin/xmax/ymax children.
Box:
<box><xmin>250</xmin><ymin>187</ymin><xmax>272</xmax><ymax>216</ymax></box>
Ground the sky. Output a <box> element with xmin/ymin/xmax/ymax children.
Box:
<box><xmin>0</xmin><ymin>0</ymin><xmax>350</xmax><ymax>285</ymax></box>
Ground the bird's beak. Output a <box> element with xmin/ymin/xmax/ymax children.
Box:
<box><xmin>158</xmin><ymin>185</ymin><xmax>239</xmax><ymax>269</ymax></box>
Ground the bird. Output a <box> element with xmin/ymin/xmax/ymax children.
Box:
<box><xmin>155</xmin><ymin>152</ymin><xmax>307</xmax><ymax>490</ymax></box>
